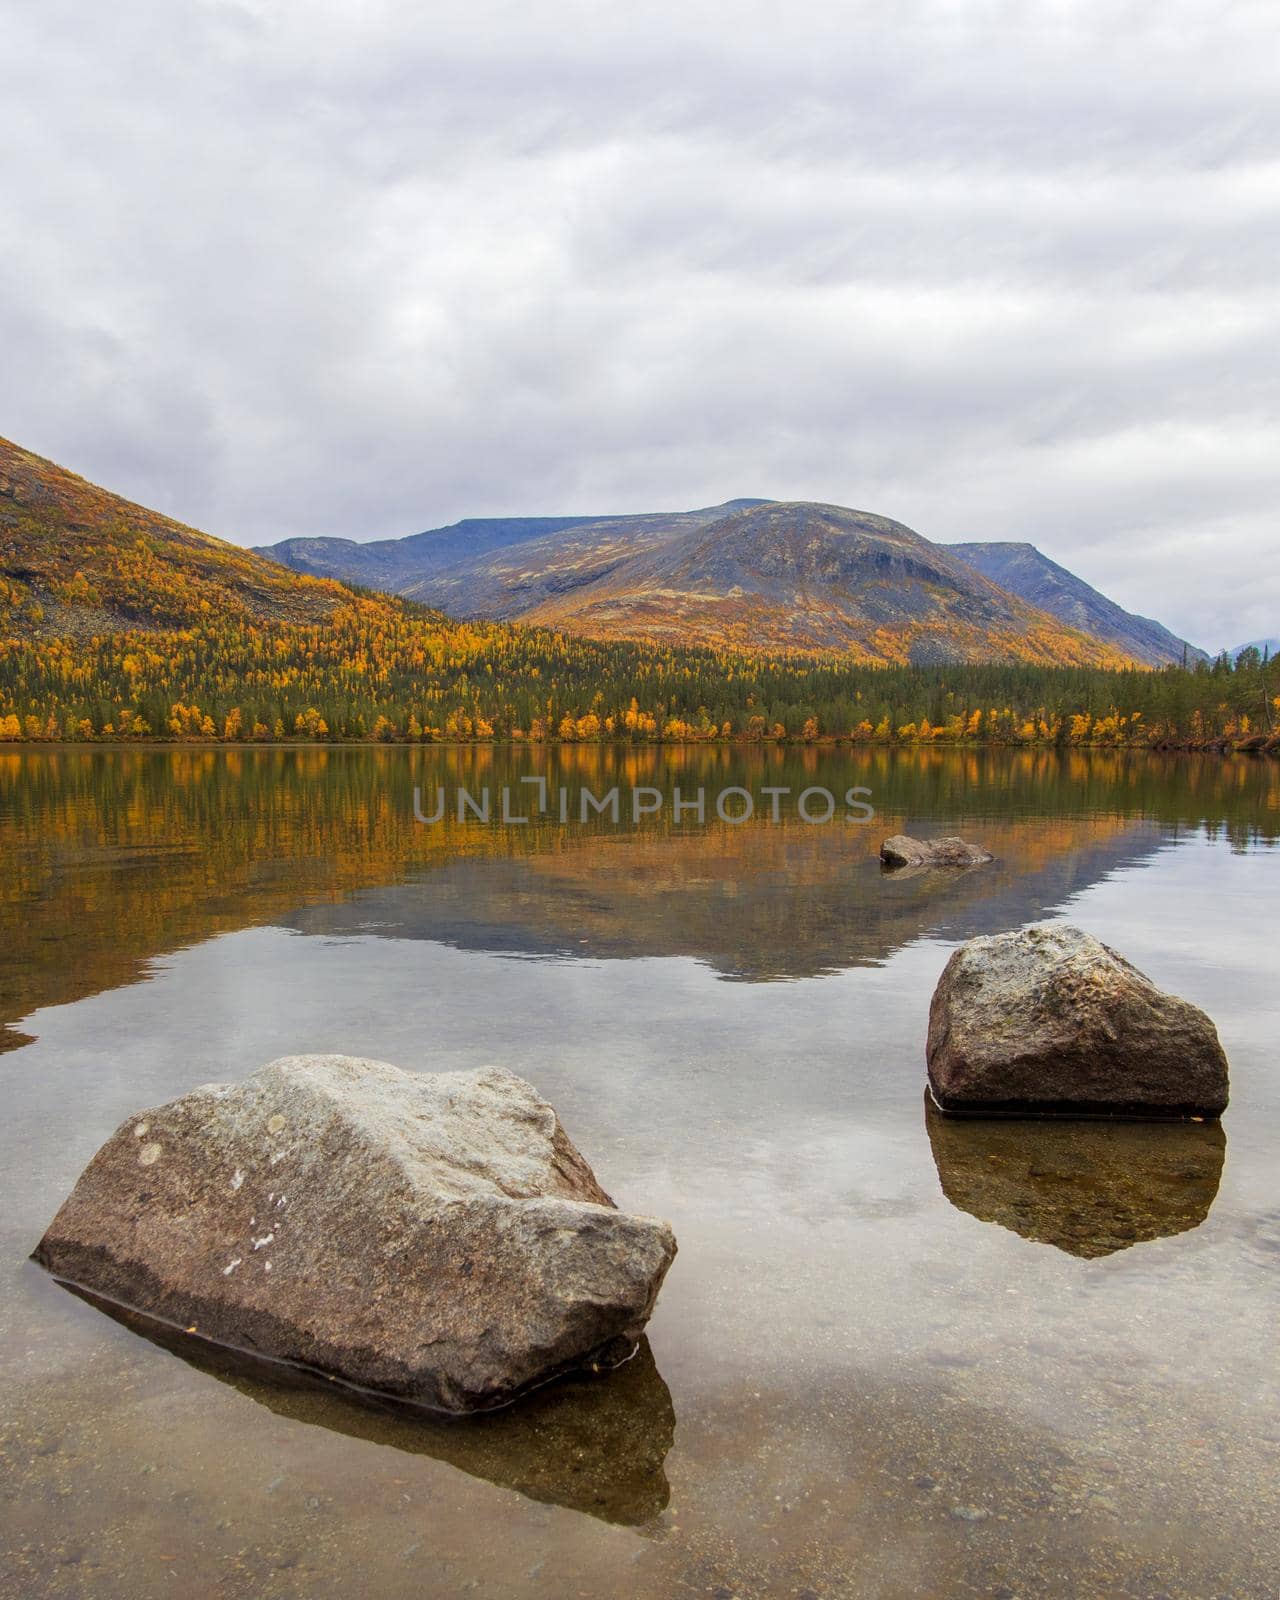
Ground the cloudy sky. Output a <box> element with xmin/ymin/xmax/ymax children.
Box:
<box><xmin>3</xmin><ymin>0</ymin><xmax>1277</xmax><ymax>648</ymax></box>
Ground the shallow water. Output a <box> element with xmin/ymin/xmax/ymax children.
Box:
<box><xmin>1</xmin><ymin>747</ymin><xmax>1277</xmax><ymax>1599</ymax></box>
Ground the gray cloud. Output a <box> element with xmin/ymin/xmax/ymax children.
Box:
<box><xmin>2</xmin><ymin>0</ymin><xmax>1278</xmax><ymax>647</ymax></box>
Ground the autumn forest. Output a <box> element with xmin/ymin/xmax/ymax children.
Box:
<box><xmin>2</xmin><ymin>598</ymin><xmax>1279</xmax><ymax>751</ymax></box>
<box><xmin>1</xmin><ymin>435</ymin><xmax>1276</xmax><ymax>752</ymax></box>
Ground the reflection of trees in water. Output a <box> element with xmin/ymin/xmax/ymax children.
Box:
<box><xmin>925</xmin><ymin>1098</ymin><xmax>1226</xmax><ymax>1257</ymax></box>
<box><xmin>1</xmin><ymin>746</ymin><xmax>1274</xmax><ymax>1045</ymax></box>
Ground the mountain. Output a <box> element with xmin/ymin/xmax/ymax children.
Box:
<box><xmin>0</xmin><ymin>438</ymin><xmax>794</xmax><ymax>742</ymax></box>
<box><xmin>403</xmin><ymin>502</ymin><xmax>771</xmax><ymax>618</ymax></box>
<box><xmin>948</xmin><ymin>541</ymin><xmax>1204</xmax><ymax>667</ymax></box>
<box><xmin>0</xmin><ymin>435</ymin><xmax>348</xmax><ymax>638</ymax></box>
<box><xmin>1</xmin><ymin>431</ymin><xmax>1192</xmax><ymax>669</ymax></box>
<box><xmin>256</xmin><ymin>517</ymin><xmax>601</xmax><ymax>590</ymax></box>
<box><xmin>422</xmin><ymin>501</ymin><xmax>1133</xmax><ymax>664</ymax></box>
<box><xmin>255</xmin><ymin>501</ymin><xmax>770</xmax><ymax>595</ymax></box>
<box><xmin>2</xmin><ymin>437</ymin><xmax>1263</xmax><ymax>750</ymax></box>
<box><xmin>1231</xmin><ymin>637</ymin><xmax>1279</xmax><ymax>660</ymax></box>
<box><xmin>258</xmin><ymin>496</ymin><xmax>1187</xmax><ymax>666</ymax></box>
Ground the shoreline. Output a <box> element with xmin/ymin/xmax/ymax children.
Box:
<box><xmin>2</xmin><ymin>737</ymin><xmax>1275</xmax><ymax>756</ymax></box>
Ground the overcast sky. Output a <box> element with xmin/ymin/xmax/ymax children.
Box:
<box><xmin>3</xmin><ymin>1</ymin><xmax>1277</xmax><ymax>648</ymax></box>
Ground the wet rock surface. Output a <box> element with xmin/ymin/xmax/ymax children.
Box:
<box><xmin>925</xmin><ymin>1097</ymin><xmax>1226</xmax><ymax>1256</ymax></box>
<box><xmin>927</xmin><ymin>923</ymin><xmax>1230</xmax><ymax>1118</ymax></box>
<box><xmin>880</xmin><ymin>835</ymin><xmax>994</xmax><ymax>870</ymax></box>
<box><xmin>32</xmin><ymin>1055</ymin><xmax>677</xmax><ymax>1413</ymax></box>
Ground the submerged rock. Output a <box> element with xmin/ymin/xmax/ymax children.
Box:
<box><xmin>56</xmin><ymin>1282</ymin><xmax>676</xmax><ymax>1525</ymax></box>
<box><xmin>33</xmin><ymin>1056</ymin><xmax>677</xmax><ymax>1414</ymax></box>
<box><xmin>925</xmin><ymin>1096</ymin><xmax>1225</xmax><ymax>1256</ymax></box>
<box><xmin>880</xmin><ymin>835</ymin><xmax>993</xmax><ymax>870</ymax></box>
<box><xmin>927</xmin><ymin>924</ymin><xmax>1230</xmax><ymax>1119</ymax></box>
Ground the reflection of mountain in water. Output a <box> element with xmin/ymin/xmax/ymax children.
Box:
<box><xmin>56</xmin><ymin>1284</ymin><xmax>675</xmax><ymax>1527</ymax></box>
<box><xmin>925</xmin><ymin>1099</ymin><xmax>1225</xmax><ymax>1257</ymax></box>
<box><xmin>287</xmin><ymin>817</ymin><xmax>1166</xmax><ymax>980</ymax></box>
<box><xmin>4</xmin><ymin>745</ymin><xmax>1274</xmax><ymax>1046</ymax></box>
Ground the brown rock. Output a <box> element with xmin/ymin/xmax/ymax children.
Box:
<box><xmin>880</xmin><ymin>834</ymin><xmax>993</xmax><ymax>870</ymax></box>
<box><xmin>927</xmin><ymin>924</ymin><xmax>1229</xmax><ymax>1119</ymax></box>
<box><xmin>32</xmin><ymin>1055</ymin><xmax>677</xmax><ymax>1413</ymax></box>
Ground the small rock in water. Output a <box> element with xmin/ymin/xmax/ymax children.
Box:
<box><xmin>32</xmin><ymin>1055</ymin><xmax>677</xmax><ymax>1413</ymax></box>
<box><xmin>950</xmin><ymin>1504</ymin><xmax>991</xmax><ymax>1522</ymax></box>
<box><xmin>880</xmin><ymin>835</ymin><xmax>993</xmax><ymax>870</ymax></box>
<box><xmin>927</xmin><ymin>924</ymin><xmax>1229</xmax><ymax>1119</ymax></box>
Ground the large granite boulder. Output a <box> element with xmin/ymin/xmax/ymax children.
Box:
<box><xmin>927</xmin><ymin>924</ymin><xmax>1230</xmax><ymax>1119</ymax></box>
<box><xmin>880</xmin><ymin>835</ymin><xmax>993</xmax><ymax>870</ymax></box>
<box><xmin>33</xmin><ymin>1056</ymin><xmax>677</xmax><ymax>1414</ymax></box>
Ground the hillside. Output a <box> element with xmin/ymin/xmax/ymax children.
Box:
<box><xmin>505</xmin><ymin>502</ymin><xmax>1132</xmax><ymax>666</ymax></box>
<box><xmin>255</xmin><ymin>516</ymin><xmax>603</xmax><ymax>590</ymax></box>
<box><xmin>261</xmin><ymin>495</ymin><xmax>1174</xmax><ymax>668</ymax></box>
<box><xmin>405</xmin><ymin>502</ymin><xmax>770</xmax><ymax>618</ymax></box>
<box><xmin>257</xmin><ymin>502</ymin><xmax>769</xmax><ymax>595</ymax></box>
<box><xmin>949</xmin><ymin>541</ymin><xmax>1204</xmax><ymax>667</ymax></box>
<box><xmin>0</xmin><ymin>435</ymin><xmax>348</xmax><ymax>638</ymax></box>
<box><xmin>3</xmin><ymin>437</ymin><xmax>1272</xmax><ymax>750</ymax></box>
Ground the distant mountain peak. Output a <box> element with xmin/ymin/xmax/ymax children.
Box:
<box><xmin>949</xmin><ymin>540</ymin><xmax>1205</xmax><ymax>667</ymax></box>
<box><xmin>503</xmin><ymin>499</ymin><xmax>1131</xmax><ymax>665</ymax></box>
<box><xmin>686</xmin><ymin>496</ymin><xmax>773</xmax><ymax>514</ymax></box>
<box><xmin>1230</xmin><ymin>636</ymin><xmax>1279</xmax><ymax>659</ymax></box>
<box><xmin>250</xmin><ymin>487</ymin><xmax>1202</xmax><ymax>669</ymax></box>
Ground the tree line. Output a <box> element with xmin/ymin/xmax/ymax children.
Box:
<box><xmin>1</xmin><ymin>596</ymin><xmax>1276</xmax><ymax>749</ymax></box>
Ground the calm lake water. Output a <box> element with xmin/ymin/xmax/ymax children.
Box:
<box><xmin>1</xmin><ymin>746</ymin><xmax>1277</xmax><ymax>1600</ymax></box>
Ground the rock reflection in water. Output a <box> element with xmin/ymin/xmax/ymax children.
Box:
<box><xmin>56</xmin><ymin>1284</ymin><xmax>675</xmax><ymax>1526</ymax></box>
<box><xmin>925</xmin><ymin>1099</ymin><xmax>1225</xmax><ymax>1258</ymax></box>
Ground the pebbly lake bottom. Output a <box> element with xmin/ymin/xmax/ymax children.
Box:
<box><xmin>0</xmin><ymin>748</ymin><xmax>1277</xmax><ymax>1599</ymax></box>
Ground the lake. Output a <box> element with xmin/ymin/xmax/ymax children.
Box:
<box><xmin>1</xmin><ymin>746</ymin><xmax>1277</xmax><ymax>1599</ymax></box>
